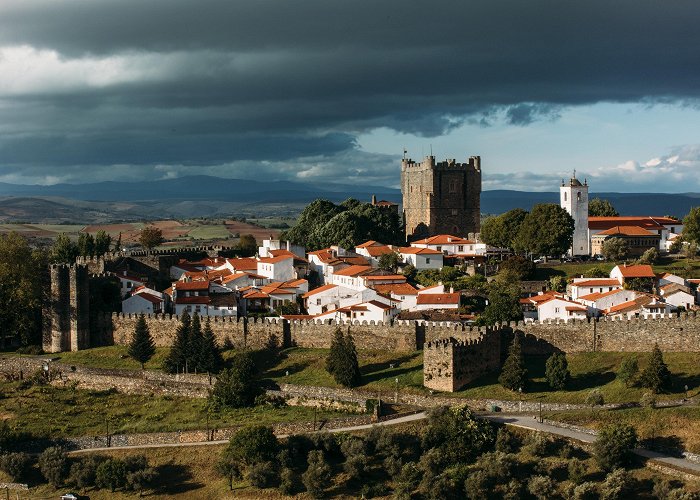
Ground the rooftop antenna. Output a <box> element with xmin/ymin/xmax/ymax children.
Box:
<box><xmin>403</xmin><ymin>148</ymin><xmax>407</xmax><ymax>160</ymax></box>
<box><xmin>430</xmin><ymin>144</ymin><xmax>433</xmax><ymax>157</ymax></box>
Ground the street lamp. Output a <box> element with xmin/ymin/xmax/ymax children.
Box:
<box><xmin>395</xmin><ymin>378</ymin><xmax>399</xmax><ymax>404</ymax></box>
<box><xmin>518</xmin><ymin>387</ymin><xmax>523</xmax><ymax>412</ymax></box>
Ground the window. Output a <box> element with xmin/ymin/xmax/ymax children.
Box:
<box><xmin>577</xmin><ymin>192</ymin><xmax>581</xmax><ymax>202</ymax></box>
<box><xmin>436</xmin><ymin>246</ymin><xmax>442</xmax><ymax>251</ymax></box>
<box><xmin>564</xmin><ymin>192</ymin><xmax>567</xmax><ymax>201</ymax></box>
<box><xmin>449</xmin><ymin>180</ymin><xmax>459</xmax><ymax>193</ymax></box>
<box><xmin>458</xmin><ymin>246</ymin><xmax>464</xmax><ymax>252</ymax></box>
<box><xmin>555</xmin><ymin>307</ymin><xmax>560</xmax><ymax>313</ymax></box>
<box><xmin>451</xmin><ymin>209</ymin><xmax>458</xmax><ymax>216</ymax></box>
<box><xmin>316</xmin><ymin>298</ymin><xmax>321</xmax><ymax>305</ymax></box>
<box><xmin>426</xmin><ymin>258</ymin><xmax>431</xmax><ymax>264</ymax></box>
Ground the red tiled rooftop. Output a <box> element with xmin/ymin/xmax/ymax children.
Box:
<box><xmin>416</xmin><ymin>293</ymin><xmax>460</xmax><ymax>305</ymax></box>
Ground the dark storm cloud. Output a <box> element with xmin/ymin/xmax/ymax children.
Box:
<box><xmin>1</xmin><ymin>0</ymin><xmax>700</xmax><ymax>184</ymax></box>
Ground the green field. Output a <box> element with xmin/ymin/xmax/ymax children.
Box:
<box><xmin>0</xmin><ymin>380</ymin><xmax>352</xmax><ymax>439</ymax></box>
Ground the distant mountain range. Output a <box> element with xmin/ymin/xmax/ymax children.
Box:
<box><xmin>0</xmin><ymin>175</ymin><xmax>696</xmax><ymax>223</ymax></box>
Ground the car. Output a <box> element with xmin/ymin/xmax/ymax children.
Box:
<box><xmin>533</xmin><ymin>258</ymin><xmax>544</xmax><ymax>264</ymax></box>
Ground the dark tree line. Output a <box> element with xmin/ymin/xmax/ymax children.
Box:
<box><xmin>282</xmin><ymin>198</ymin><xmax>404</xmax><ymax>250</ymax></box>
<box><xmin>163</xmin><ymin>311</ymin><xmax>223</xmax><ymax>376</ymax></box>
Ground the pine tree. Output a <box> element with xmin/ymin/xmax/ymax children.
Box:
<box><xmin>189</xmin><ymin>312</ymin><xmax>203</xmax><ymax>374</ymax></box>
<box><xmin>325</xmin><ymin>327</ymin><xmax>344</xmax><ymax>377</ymax></box>
<box><xmin>326</xmin><ymin>328</ymin><xmax>361</xmax><ymax>388</ymax></box>
<box><xmin>545</xmin><ymin>352</ymin><xmax>570</xmax><ymax>390</ymax></box>
<box><xmin>639</xmin><ymin>343</ymin><xmax>671</xmax><ymax>394</ymax></box>
<box><xmin>498</xmin><ymin>334</ymin><xmax>528</xmax><ymax>391</ymax></box>
<box><xmin>163</xmin><ymin>311</ymin><xmax>191</xmax><ymax>374</ymax></box>
<box><xmin>128</xmin><ymin>314</ymin><xmax>156</xmax><ymax>369</ymax></box>
<box><xmin>198</xmin><ymin>317</ymin><xmax>224</xmax><ymax>379</ymax></box>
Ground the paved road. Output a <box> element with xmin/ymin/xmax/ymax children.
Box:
<box><xmin>484</xmin><ymin>413</ymin><xmax>700</xmax><ymax>475</ymax></box>
<box><xmin>69</xmin><ymin>411</ymin><xmax>700</xmax><ymax>476</ymax></box>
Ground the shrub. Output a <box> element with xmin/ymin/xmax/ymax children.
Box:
<box><xmin>247</xmin><ymin>461</ymin><xmax>279</xmax><ymax>488</ymax></box>
<box><xmin>545</xmin><ymin>352</ymin><xmax>570</xmax><ymax>390</ymax></box>
<box><xmin>572</xmin><ymin>482</ymin><xmax>599</xmax><ymax>500</ymax></box>
<box><xmin>279</xmin><ymin>466</ymin><xmax>300</xmax><ymax>495</ymax></box>
<box><xmin>227</xmin><ymin>425</ymin><xmax>280</xmax><ymax>467</ymax></box>
<box><xmin>594</xmin><ymin>423</ymin><xmax>638</xmax><ymax>471</ymax></box>
<box><xmin>341</xmin><ymin>437</ymin><xmax>368</xmax><ymax>480</ymax></box>
<box><xmin>567</xmin><ymin>458</ymin><xmax>587</xmax><ymax>484</ymax></box>
<box><xmin>601</xmin><ymin>468</ymin><xmax>633</xmax><ymax>500</ymax></box>
<box><xmin>495</xmin><ymin>427</ymin><xmax>519</xmax><ymax>453</ymax></box>
<box><xmin>95</xmin><ymin>458</ymin><xmax>127</xmax><ymax>492</ymax></box>
<box><xmin>301</xmin><ymin>450</ymin><xmax>331</xmax><ymax>498</ymax></box>
<box><xmin>69</xmin><ymin>455</ymin><xmax>105</xmax><ymax>490</ymax></box>
<box><xmin>394</xmin><ymin>462</ymin><xmax>421</xmax><ymax>499</ymax></box>
<box><xmin>640</xmin><ymin>391</ymin><xmax>657</xmax><ymax>408</ymax></box>
<box><xmin>39</xmin><ymin>446</ymin><xmax>69</xmax><ymax>487</ymax></box>
<box><xmin>617</xmin><ymin>357</ymin><xmax>638</xmax><ymax>388</ymax></box>
<box><xmin>524</xmin><ymin>432</ymin><xmax>549</xmax><ymax>457</ymax></box>
<box><xmin>0</xmin><ymin>452</ymin><xmax>32</xmax><ymax>481</ymax></box>
<box><xmin>210</xmin><ymin>351</ymin><xmax>258</xmax><ymax>408</ymax></box>
<box><xmin>528</xmin><ymin>475</ymin><xmax>557</xmax><ymax>500</ymax></box>
<box><xmin>585</xmin><ymin>388</ymin><xmax>605</xmax><ymax>407</ymax></box>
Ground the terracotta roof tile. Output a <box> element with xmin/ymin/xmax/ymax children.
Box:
<box><xmin>416</xmin><ymin>293</ymin><xmax>460</xmax><ymax>305</ymax></box>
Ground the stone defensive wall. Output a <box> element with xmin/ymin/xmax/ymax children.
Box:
<box><xmin>104</xmin><ymin>312</ymin><xmax>700</xmax><ymax>354</ymax></box>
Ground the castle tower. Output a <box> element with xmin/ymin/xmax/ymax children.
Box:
<box><xmin>560</xmin><ymin>172</ymin><xmax>590</xmax><ymax>256</ymax></box>
<box><xmin>401</xmin><ymin>155</ymin><xmax>481</xmax><ymax>241</ymax></box>
<box><xmin>43</xmin><ymin>264</ymin><xmax>90</xmax><ymax>353</ymax></box>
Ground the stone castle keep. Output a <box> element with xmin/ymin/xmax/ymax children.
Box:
<box><xmin>43</xmin><ymin>264</ymin><xmax>90</xmax><ymax>352</ymax></box>
<box><xmin>401</xmin><ymin>155</ymin><xmax>482</xmax><ymax>241</ymax></box>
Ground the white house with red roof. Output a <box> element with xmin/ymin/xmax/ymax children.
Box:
<box><xmin>610</xmin><ymin>264</ymin><xmax>657</xmax><ymax>285</ymax></box>
<box><xmin>569</xmin><ymin>278</ymin><xmax>623</xmax><ymax>300</ymax></box>
<box><xmin>314</xmin><ymin>300</ymin><xmax>398</xmax><ymax>323</ymax></box>
<box><xmin>519</xmin><ymin>291</ymin><xmax>566</xmax><ymax>319</ymax></box>
<box><xmin>112</xmin><ymin>271</ymin><xmax>147</xmax><ymax>298</ymax></box>
<box><xmin>307</xmin><ymin>248</ymin><xmax>351</xmax><ymax>284</ymax></box>
<box><xmin>399</xmin><ymin>246</ymin><xmax>443</xmax><ymax>270</ymax></box>
<box><xmin>659</xmin><ymin>283</ymin><xmax>695</xmax><ymax>310</ymax></box>
<box><xmin>577</xmin><ymin>289</ymin><xmax>638</xmax><ymax>316</ymax></box>
<box><xmin>372</xmin><ymin>282</ymin><xmax>420</xmax><ymax>310</ymax></box>
<box><xmin>410</xmin><ymin>234</ymin><xmax>486</xmax><ymax>257</ymax></box>
<box><xmin>537</xmin><ymin>297</ymin><xmax>588</xmax><ymax>321</ymax></box>
<box><xmin>354</xmin><ymin>241</ymin><xmax>397</xmax><ymax>267</ymax></box>
<box><xmin>412</xmin><ymin>292</ymin><xmax>460</xmax><ymax>312</ymax></box>
<box><xmin>603</xmin><ymin>294</ymin><xmax>672</xmax><ymax>319</ymax></box>
<box><xmin>588</xmin><ymin>216</ymin><xmax>683</xmax><ymax>253</ymax></box>
<box><xmin>218</xmin><ymin>257</ymin><xmax>259</xmax><ymax>274</ymax></box>
<box><xmin>658</xmin><ymin>272</ymin><xmax>686</xmax><ymax>288</ymax></box>
<box><xmin>257</xmin><ymin>255</ymin><xmax>295</xmax><ymax>282</ymax></box>
<box><xmin>258</xmin><ymin>238</ymin><xmax>305</xmax><ymax>259</ymax></box>
<box><xmin>169</xmin><ymin>260</ymin><xmax>206</xmax><ymax>280</ymax></box>
<box><xmin>329</xmin><ymin>265</ymin><xmax>373</xmax><ymax>290</ymax></box>
<box><xmin>122</xmin><ymin>286</ymin><xmax>167</xmax><ymax>315</ymax></box>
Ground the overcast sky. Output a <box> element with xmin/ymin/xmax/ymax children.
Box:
<box><xmin>1</xmin><ymin>0</ymin><xmax>700</xmax><ymax>192</ymax></box>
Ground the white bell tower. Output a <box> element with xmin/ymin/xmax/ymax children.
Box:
<box><xmin>560</xmin><ymin>171</ymin><xmax>590</xmax><ymax>256</ymax></box>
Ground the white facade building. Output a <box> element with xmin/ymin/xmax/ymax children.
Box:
<box><xmin>560</xmin><ymin>174</ymin><xmax>589</xmax><ymax>256</ymax></box>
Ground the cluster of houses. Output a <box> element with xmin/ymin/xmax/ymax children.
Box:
<box><xmin>119</xmin><ymin>235</ymin><xmax>491</xmax><ymax>322</ymax></box>
<box><xmin>521</xmin><ymin>264</ymin><xmax>699</xmax><ymax>321</ymax></box>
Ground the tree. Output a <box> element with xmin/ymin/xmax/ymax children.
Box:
<box><xmin>594</xmin><ymin>423</ymin><xmax>638</xmax><ymax>471</ymax></box>
<box><xmin>229</xmin><ymin>425</ymin><xmax>280</xmax><ymax>466</ymax></box>
<box><xmin>39</xmin><ymin>446</ymin><xmax>69</xmax><ymax>487</ymax></box>
<box><xmin>216</xmin><ymin>450</ymin><xmax>243</xmax><ymax>490</ymax></box>
<box><xmin>549</xmin><ymin>275</ymin><xmax>568</xmax><ymax>293</ymax></box>
<box><xmin>0</xmin><ymin>452</ymin><xmax>33</xmax><ymax>481</ymax></box>
<box><xmin>94</xmin><ymin>230</ymin><xmax>112</xmax><ymax>255</ymax></box>
<box><xmin>421</xmin><ymin>405</ymin><xmax>495</xmax><ymax>465</ymax></box>
<box><xmin>639</xmin><ymin>344</ymin><xmax>671</xmax><ymax>393</ymax></box>
<box><xmin>528</xmin><ymin>475</ymin><xmax>557</xmax><ymax>500</ymax></box>
<box><xmin>211</xmin><ymin>351</ymin><xmax>258</xmax><ymax>408</ymax></box>
<box><xmin>326</xmin><ymin>328</ymin><xmax>362</xmax><ymax>387</ymax></box>
<box><xmin>378</xmin><ymin>251</ymin><xmax>401</xmax><ymax>272</ymax></box>
<box><xmin>139</xmin><ymin>226</ymin><xmax>164</xmax><ymax>250</ymax></box>
<box><xmin>499</xmin><ymin>256</ymin><xmax>535</xmax><ymax>280</ymax></box>
<box><xmin>478</xmin><ymin>280</ymin><xmax>522</xmax><ymax>326</ymax></box>
<box><xmin>77</xmin><ymin>232</ymin><xmax>95</xmax><ymax>256</ymax></box>
<box><xmin>589</xmin><ymin>198</ymin><xmax>619</xmax><ymax>217</ymax></box>
<box><xmin>0</xmin><ymin>233</ymin><xmax>46</xmax><ymax>345</ymax></box>
<box><xmin>617</xmin><ymin>357</ymin><xmax>638</xmax><ymax>388</ymax></box>
<box><xmin>683</xmin><ymin>207</ymin><xmax>700</xmax><ymax>245</ymax></box>
<box><xmin>585</xmin><ymin>266</ymin><xmax>609</xmax><ymax>278</ymax></box>
<box><xmin>69</xmin><ymin>455</ymin><xmax>104</xmax><ymax>491</ymax></box>
<box><xmin>189</xmin><ymin>312</ymin><xmax>204</xmax><ymax>373</ymax></box>
<box><xmin>514</xmin><ymin>204</ymin><xmax>575</xmax><ymax>257</ymax></box>
<box><xmin>236</xmin><ymin>234</ymin><xmax>258</xmax><ymax>257</ymax></box>
<box><xmin>545</xmin><ymin>352</ymin><xmax>570</xmax><ymax>390</ymax></box>
<box><xmin>480</xmin><ymin>208</ymin><xmax>528</xmax><ymax>249</ymax></box>
<box><xmin>198</xmin><ymin>317</ymin><xmax>223</xmax><ymax>378</ymax></box>
<box><xmin>499</xmin><ymin>335</ymin><xmax>528</xmax><ymax>391</ymax></box>
<box><xmin>128</xmin><ymin>314</ymin><xmax>156</xmax><ymax>369</ymax></box>
<box><xmin>302</xmin><ymin>450</ymin><xmax>331</xmax><ymax>498</ymax></box>
<box><xmin>163</xmin><ymin>311</ymin><xmax>191</xmax><ymax>373</ymax></box>
<box><xmin>602</xmin><ymin>237</ymin><xmax>629</xmax><ymax>262</ymax></box>
<box><xmin>126</xmin><ymin>467</ymin><xmax>157</xmax><ymax>496</ymax></box>
<box><xmin>601</xmin><ymin>468</ymin><xmax>632</xmax><ymax>500</ymax></box>
<box><xmin>50</xmin><ymin>233</ymin><xmax>79</xmax><ymax>264</ymax></box>
<box><xmin>638</xmin><ymin>247</ymin><xmax>659</xmax><ymax>265</ymax></box>
<box><xmin>96</xmin><ymin>458</ymin><xmax>127</xmax><ymax>492</ymax></box>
